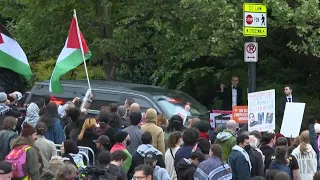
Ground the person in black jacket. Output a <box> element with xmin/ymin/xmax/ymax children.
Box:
<box><xmin>128</xmin><ymin>132</ymin><xmax>165</xmax><ymax>179</ymax></box>
<box><xmin>0</xmin><ymin>116</ymin><xmax>18</xmax><ymax>161</ymax></box>
<box><xmin>64</xmin><ymin>107</ymin><xmax>80</xmax><ymax>139</ymax></box>
<box><xmin>0</xmin><ymin>92</ymin><xmax>21</xmax><ymax>131</ymax></box>
<box><xmin>279</xmin><ymin>85</ymin><xmax>299</xmax><ymax>118</ymax></box>
<box><xmin>176</xmin><ymin>151</ymin><xmax>205</xmax><ymax>180</ymax></box>
<box><xmin>94</xmin><ymin>111</ymin><xmax>117</xmax><ymax>146</ymax></box>
<box><xmin>214</xmin><ymin>75</ymin><xmax>243</xmax><ymax>110</ymax></box>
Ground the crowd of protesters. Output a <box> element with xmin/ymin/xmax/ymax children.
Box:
<box><xmin>1</xmin><ymin>87</ymin><xmax>320</xmax><ymax>180</ymax></box>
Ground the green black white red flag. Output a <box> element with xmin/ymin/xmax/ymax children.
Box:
<box><xmin>49</xmin><ymin>11</ymin><xmax>92</xmax><ymax>93</ymax></box>
<box><xmin>0</xmin><ymin>23</ymin><xmax>33</xmax><ymax>80</ymax></box>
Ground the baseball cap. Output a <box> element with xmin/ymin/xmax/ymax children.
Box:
<box><xmin>93</xmin><ymin>135</ymin><xmax>111</xmax><ymax>145</ymax></box>
<box><xmin>10</xmin><ymin>91</ymin><xmax>22</xmax><ymax>101</ymax></box>
<box><xmin>0</xmin><ymin>161</ymin><xmax>12</xmax><ymax>174</ymax></box>
<box><xmin>0</xmin><ymin>92</ymin><xmax>7</xmax><ymax>103</ymax></box>
<box><xmin>144</xmin><ymin>151</ymin><xmax>157</xmax><ymax>162</ymax></box>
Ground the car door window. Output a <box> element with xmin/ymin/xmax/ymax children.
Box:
<box><xmin>90</xmin><ymin>91</ymin><xmax>121</xmax><ymax>111</ymax></box>
<box><xmin>28</xmin><ymin>85</ymin><xmax>85</xmax><ymax>107</ymax></box>
<box><xmin>131</xmin><ymin>97</ymin><xmax>153</xmax><ymax>113</ymax></box>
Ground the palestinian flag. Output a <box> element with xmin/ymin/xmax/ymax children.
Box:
<box><xmin>49</xmin><ymin>13</ymin><xmax>92</xmax><ymax>93</ymax></box>
<box><xmin>0</xmin><ymin>23</ymin><xmax>33</xmax><ymax>80</ymax></box>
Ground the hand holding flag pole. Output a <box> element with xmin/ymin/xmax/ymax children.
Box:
<box><xmin>73</xmin><ymin>9</ymin><xmax>91</xmax><ymax>90</ymax></box>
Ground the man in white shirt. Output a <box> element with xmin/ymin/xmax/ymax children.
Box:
<box><xmin>215</xmin><ymin>75</ymin><xmax>243</xmax><ymax>110</ymax></box>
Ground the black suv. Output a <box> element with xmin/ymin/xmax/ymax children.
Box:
<box><xmin>24</xmin><ymin>80</ymin><xmax>209</xmax><ymax>121</ymax></box>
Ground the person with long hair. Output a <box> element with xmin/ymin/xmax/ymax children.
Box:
<box><xmin>76</xmin><ymin>117</ymin><xmax>98</xmax><ymax>165</ymax></box>
<box><xmin>77</xmin><ymin>118</ymin><xmax>98</xmax><ymax>151</ymax></box>
<box><xmin>165</xmin><ymin>131</ymin><xmax>182</xmax><ymax>180</ymax></box>
<box><xmin>11</xmin><ymin>123</ymin><xmax>41</xmax><ymax>179</ymax></box>
<box><xmin>69</xmin><ymin>112</ymin><xmax>86</xmax><ymax>142</ymax></box>
<box><xmin>34</xmin><ymin>122</ymin><xmax>57</xmax><ymax>171</ymax></box>
<box><xmin>194</xmin><ymin>144</ymin><xmax>232</xmax><ymax>179</ymax></box>
<box><xmin>39</xmin><ymin>102</ymin><xmax>65</xmax><ymax>144</ymax></box>
<box><xmin>292</xmin><ymin>130</ymin><xmax>317</xmax><ymax>179</ymax></box>
<box><xmin>55</xmin><ymin>162</ymin><xmax>79</xmax><ymax>180</ymax></box>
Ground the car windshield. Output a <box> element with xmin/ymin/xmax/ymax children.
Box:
<box><xmin>153</xmin><ymin>93</ymin><xmax>208</xmax><ymax>118</ymax></box>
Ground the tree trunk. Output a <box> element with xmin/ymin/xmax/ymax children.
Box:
<box><xmin>96</xmin><ymin>0</ymin><xmax>118</xmax><ymax>81</ymax></box>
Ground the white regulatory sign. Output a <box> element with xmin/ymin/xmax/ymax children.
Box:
<box><xmin>244</xmin><ymin>42</ymin><xmax>258</xmax><ymax>62</ymax></box>
<box><xmin>244</xmin><ymin>12</ymin><xmax>267</xmax><ymax>28</ymax></box>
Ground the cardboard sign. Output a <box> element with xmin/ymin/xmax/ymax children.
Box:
<box><xmin>210</xmin><ymin>110</ymin><xmax>232</xmax><ymax>128</ymax></box>
<box><xmin>248</xmin><ymin>89</ymin><xmax>275</xmax><ymax>132</ymax></box>
<box><xmin>280</xmin><ymin>103</ymin><xmax>305</xmax><ymax>138</ymax></box>
<box><xmin>232</xmin><ymin>106</ymin><xmax>248</xmax><ymax>123</ymax></box>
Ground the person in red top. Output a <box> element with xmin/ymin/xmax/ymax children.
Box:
<box><xmin>110</xmin><ymin>131</ymin><xmax>132</xmax><ymax>173</ymax></box>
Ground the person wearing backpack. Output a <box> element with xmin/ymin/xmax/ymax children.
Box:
<box><xmin>6</xmin><ymin>123</ymin><xmax>41</xmax><ymax>180</ymax></box>
<box><xmin>0</xmin><ymin>116</ymin><xmax>18</xmax><ymax>161</ymax></box>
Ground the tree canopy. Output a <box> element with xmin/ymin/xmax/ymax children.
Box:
<box><xmin>1</xmin><ymin>0</ymin><xmax>320</xmax><ymax>128</ymax></box>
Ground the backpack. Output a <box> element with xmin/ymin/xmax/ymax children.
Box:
<box><xmin>5</xmin><ymin>145</ymin><xmax>31</xmax><ymax>179</ymax></box>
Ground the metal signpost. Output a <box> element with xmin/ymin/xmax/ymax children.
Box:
<box><xmin>243</xmin><ymin>1</ymin><xmax>267</xmax><ymax>93</ymax></box>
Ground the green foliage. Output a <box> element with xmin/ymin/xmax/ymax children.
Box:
<box><xmin>31</xmin><ymin>59</ymin><xmax>105</xmax><ymax>81</ymax></box>
<box><xmin>1</xmin><ymin>0</ymin><xmax>320</xmax><ymax>130</ymax></box>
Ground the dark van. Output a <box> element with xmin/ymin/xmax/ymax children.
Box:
<box><xmin>24</xmin><ymin>80</ymin><xmax>209</xmax><ymax>121</ymax></box>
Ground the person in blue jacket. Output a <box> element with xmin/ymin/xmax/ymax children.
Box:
<box><xmin>228</xmin><ymin>133</ymin><xmax>251</xmax><ymax>180</ymax></box>
<box><xmin>39</xmin><ymin>102</ymin><xmax>65</xmax><ymax>144</ymax></box>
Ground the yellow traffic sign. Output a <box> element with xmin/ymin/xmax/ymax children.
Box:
<box><xmin>243</xmin><ymin>3</ymin><xmax>267</xmax><ymax>37</ymax></box>
<box><xmin>243</xmin><ymin>27</ymin><xmax>267</xmax><ymax>37</ymax></box>
<box><xmin>244</xmin><ymin>3</ymin><xmax>267</xmax><ymax>13</ymax></box>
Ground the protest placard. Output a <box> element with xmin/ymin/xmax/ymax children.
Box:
<box><xmin>232</xmin><ymin>106</ymin><xmax>248</xmax><ymax>123</ymax></box>
<box><xmin>280</xmin><ymin>102</ymin><xmax>305</xmax><ymax>137</ymax></box>
<box><xmin>248</xmin><ymin>89</ymin><xmax>275</xmax><ymax>132</ymax></box>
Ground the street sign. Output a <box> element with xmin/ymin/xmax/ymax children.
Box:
<box><xmin>243</xmin><ymin>3</ymin><xmax>267</xmax><ymax>37</ymax></box>
<box><xmin>244</xmin><ymin>42</ymin><xmax>258</xmax><ymax>62</ymax></box>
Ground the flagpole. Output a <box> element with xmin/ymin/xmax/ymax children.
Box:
<box><xmin>73</xmin><ymin>9</ymin><xmax>91</xmax><ymax>90</ymax></box>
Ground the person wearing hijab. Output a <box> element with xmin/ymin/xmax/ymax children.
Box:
<box><xmin>24</xmin><ymin>103</ymin><xmax>40</xmax><ymax>127</ymax></box>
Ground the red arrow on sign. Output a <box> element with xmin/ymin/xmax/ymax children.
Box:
<box><xmin>247</xmin><ymin>56</ymin><xmax>255</xmax><ymax>59</ymax></box>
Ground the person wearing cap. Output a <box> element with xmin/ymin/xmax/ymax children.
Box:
<box><xmin>141</xmin><ymin>108</ymin><xmax>165</xmax><ymax>155</ymax></box>
<box><xmin>34</xmin><ymin>122</ymin><xmax>57</xmax><ymax>171</ymax></box>
<box><xmin>123</xmin><ymin>111</ymin><xmax>144</xmax><ymax>155</ymax></box>
<box><xmin>8</xmin><ymin>91</ymin><xmax>23</xmax><ymax>106</ymax></box>
<box><xmin>144</xmin><ymin>151</ymin><xmax>170</xmax><ymax>180</ymax></box>
<box><xmin>110</xmin><ymin>131</ymin><xmax>132</xmax><ymax>173</ymax></box>
<box><xmin>0</xmin><ymin>116</ymin><xmax>18</xmax><ymax>161</ymax></box>
<box><xmin>0</xmin><ymin>161</ymin><xmax>12</xmax><ymax>180</ymax></box>
<box><xmin>176</xmin><ymin>151</ymin><xmax>205</xmax><ymax>180</ymax></box>
<box><xmin>0</xmin><ymin>92</ymin><xmax>21</xmax><ymax>131</ymax></box>
<box><xmin>94</xmin><ymin>135</ymin><xmax>112</xmax><ymax>155</ymax></box>
<box><xmin>11</xmin><ymin>123</ymin><xmax>41</xmax><ymax>180</ymax></box>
